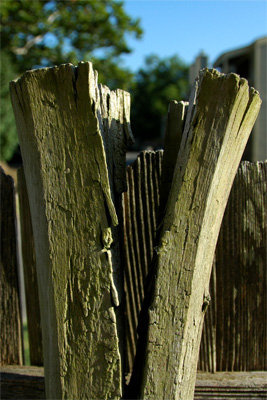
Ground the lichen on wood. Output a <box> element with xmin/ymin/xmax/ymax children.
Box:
<box><xmin>10</xmin><ymin>62</ymin><xmax>132</xmax><ymax>399</ymax></box>
<box><xmin>17</xmin><ymin>166</ymin><xmax>43</xmax><ymax>367</ymax></box>
<box><xmin>0</xmin><ymin>168</ymin><xmax>23</xmax><ymax>366</ymax></box>
<box><xmin>215</xmin><ymin>160</ymin><xmax>267</xmax><ymax>372</ymax></box>
<box><xmin>127</xmin><ymin>69</ymin><xmax>262</xmax><ymax>400</ymax></box>
<box><xmin>9</xmin><ymin>64</ymin><xmax>262</xmax><ymax>400</ymax></box>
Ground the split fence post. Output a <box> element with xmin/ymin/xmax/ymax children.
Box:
<box><xmin>0</xmin><ymin>167</ymin><xmax>23</xmax><ymax>366</ymax></box>
<box><xmin>127</xmin><ymin>69</ymin><xmax>261</xmax><ymax>399</ymax></box>
<box><xmin>10</xmin><ymin>65</ymin><xmax>262</xmax><ymax>400</ymax></box>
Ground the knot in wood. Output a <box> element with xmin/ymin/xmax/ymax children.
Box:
<box><xmin>102</xmin><ymin>227</ymin><xmax>113</xmax><ymax>251</ymax></box>
<box><xmin>202</xmin><ymin>293</ymin><xmax>211</xmax><ymax>313</ymax></box>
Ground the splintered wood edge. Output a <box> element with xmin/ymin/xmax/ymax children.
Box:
<box><xmin>137</xmin><ymin>69</ymin><xmax>262</xmax><ymax>400</ymax></box>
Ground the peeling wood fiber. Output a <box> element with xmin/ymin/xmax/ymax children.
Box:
<box><xmin>0</xmin><ymin>168</ymin><xmax>23</xmax><ymax>366</ymax></box>
<box><xmin>127</xmin><ymin>69</ymin><xmax>261</xmax><ymax>400</ymax></box>
<box><xmin>17</xmin><ymin>166</ymin><xmax>43</xmax><ymax>366</ymax></box>
<box><xmin>10</xmin><ymin>62</ymin><xmax>132</xmax><ymax>399</ymax></box>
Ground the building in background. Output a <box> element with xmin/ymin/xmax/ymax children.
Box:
<box><xmin>213</xmin><ymin>36</ymin><xmax>266</xmax><ymax>162</ymax></box>
<box><xmin>189</xmin><ymin>51</ymin><xmax>208</xmax><ymax>86</ymax></box>
<box><xmin>190</xmin><ymin>37</ymin><xmax>267</xmax><ymax>162</ymax></box>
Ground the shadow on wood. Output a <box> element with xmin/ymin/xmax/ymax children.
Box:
<box><xmin>0</xmin><ymin>167</ymin><xmax>23</xmax><ymax>366</ymax></box>
<box><xmin>8</xmin><ymin>65</ymin><xmax>262</xmax><ymax>400</ymax></box>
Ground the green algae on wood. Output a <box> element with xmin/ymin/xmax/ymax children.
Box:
<box><xmin>17</xmin><ymin>166</ymin><xmax>43</xmax><ymax>366</ymax></box>
<box><xmin>128</xmin><ymin>69</ymin><xmax>262</xmax><ymax>400</ymax></box>
<box><xmin>10</xmin><ymin>62</ymin><xmax>132</xmax><ymax>399</ymax></box>
<box><xmin>0</xmin><ymin>168</ymin><xmax>23</xmax><ymax>366</ymax></box>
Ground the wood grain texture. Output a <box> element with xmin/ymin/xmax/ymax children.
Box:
<box><xmin>195</xmin><ymin>371</ymin><xmax>267</xmax><ymax>399</ymax></box>
<box><xmin>17</xmin><ymin>166</ymin><xmax>43</xmax><ymax>366</ymax></box>
<box><xmin>0</xmin><ymin>167</ymin><xmax>23</xmax><ymax>366</ymax></box>
<box><xmin>197</xmin><ymin>261</ymin><xmax>217</xmax><ymax>373</ymax></box>
<box><xmin>159</xmin><ymin>100</ymin><xmax>188</xmax><ymax>223</ymax></box>
<box><xmin>123</xmin><ymin>156</ymin><xmax>266</xmax><ymax>379</ymax></box>
<box><xmin>9</xmin><ymin>64</ymin><xmax>264</xmax><ymax>398</ymax></box>
<box><xmin>1</xmin><ymin>366</ymin><xmax>266</xmax><ymax>400</ymax></box>
<box><xmin>10</xmin><ymin>62</ymin><xmax>132</xmax><ymax>399</ymax></box>
<box><xmin>123</xmin><ymin>150</ymin><xmax>163</xmax><ymax>377</ymax></box>
<box><xmin>215</xmin><ymin>161</ymin><xmax>267</xmax><ymax>372</ymax></box>
<box><xmin>0</xmin><ymin>366</ymin><xmax>45</xmax><ymax>399</ymax></box>
<box><xmin>127</xmin><ymin>69</ymin><xmax>262</xmax><ymax>400</ymax></box>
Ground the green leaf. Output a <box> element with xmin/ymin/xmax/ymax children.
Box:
<box><xmin>0</xmin><ymin>51</ymin><xmax>19</xmax><ymax>161</ymax></box>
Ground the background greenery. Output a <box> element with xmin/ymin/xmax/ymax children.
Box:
<box><xmin>0</xmin><ymin>0</ymin><xmax>189</xmax><ymax>161</ymax></box>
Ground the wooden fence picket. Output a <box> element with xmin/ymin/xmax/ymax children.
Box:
<box><xmin>0</xmin><ymin>167</ymin><xmax>23</xmax><ymax>366</ymax></box>
<box><xmin>17</xmin><ymin>166</ymin><xmax>43</xmax><ymax>366</ymax></box>
<box><xmin>125</xmin><ymin>69</ymin><xmax>262</xmax><ymax>399</ymax></box>
<box><xmin>215</xmin><ymin>161</ymin><xmax>267</xmax><ymax>372</ymax></box>
<box><xmin>197</xmin><ymin>262</ymin><xmax>217</xmax><ymax>373</ymax></box>
<box><xmin>123</xmin><ymin>150</ymin><xmax>163</xmax><ymax>376</ymax></box>
<box><xmin>7</xmin><ymin>65</ymin><xmax>264</xmax><ymax>400</ymax></box>
<box><xmin>0</xmin><ymin>159</ymin><xmax>266</xmax><ymax>398</ymax></box>
<box><xmin>123</xmin><ymin>155</ymin><xmax>266</xmax><ymax>380</ymax></box>
<box><xmin>10</xmin><ymin>62</ymin><xmax>133</xmax><ymax>399</ymax></box>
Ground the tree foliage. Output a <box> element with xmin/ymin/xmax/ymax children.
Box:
<box><xmin>0</xmin><ymin>51</ymin><xmax>19</xmax><ymax>161</ymax></box>
<box><xmin>0</xmin><ymin>0</ymin><xmax>142</xmax><ymax>81</ymax></box>
<box><xmin>130</xmin><ymin>54</ymin><xmax>190</xmax><ymax>148</ymax></box>
<box><xmin>0</xmin><ymin>1</ymin><xmax>190</xmax><ymax>160</ymax></box>
<box><xmin>0</xmin><ymin>0</ymin><xmax>143</xmax><ymax>161</ymax></box>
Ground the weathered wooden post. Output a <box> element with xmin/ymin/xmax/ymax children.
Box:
<box><xmin>126</xmin><ymin>69</ymin><xmax>261</xmax><ymax>399</ymax></box>
<box><xmin>10</xmin><ymin>62</ymin><xmax>133</xmax><ymax>399</ymax></box>
<box><xmin>123</xmin><ymin>158</ymin><xmax>266</xmax><ymax>384</ymax></box>
<box><xmin>197</xmin><ymin>160</ymin><xmax>267</xmax><ymax>374</ymax></box>
<box><xmin>123</xmin><ymin>150</ymin><xmax>163</xmax><ymax>376</ymax></box>
<box><xmin>17</xmin><ymin>166</ymin><xmax>43</xmax><ymax>366</ymax></box>
<box><xmin>10</xmin><ymin>65</ymin><xmax>261</xmax><ymax>400</ymax></box>
<box><xmin>215</xmin><ymin>160</ymin><xmax>267</xmax><ymax>372</ymax></box>
<box><xmin>0</xmin><ymin>168</ymin><xmax>23</xmax><ymax>366</ymax></box>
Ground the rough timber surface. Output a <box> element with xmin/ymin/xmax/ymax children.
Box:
<box><xmin>123</xmin><ymin>154</ymin><xmax>266</xmax><ymax>380</ymax></box>
<box><xmin>0</xmin><ymin>168</ymin><xmax>23</xmax><ymax>366</ymax></box>
<box><xmin>0</xmin><ymin>366</ymin><xmax>45</xmax><ymax>399</ymax></box>
<box><xmin>123</xmin><ymin>150</ymin><xmax>163</xmax><ymax>375</ymax></box>
<box><xmin>17</xmin><ymin>167</ymin><xmax>43</xmax><ymax>366</ymax></box>
<box><xmin>1</xmin><ymin>366</ymin><xmax>266</xmax><ymax>400</ymax></box>
<box><xmin>195</xmin><ymin>371</ymin><xmax>267</xmax><ymax>399</ymax></box>
<box><xmin>10</xmin><ymin>62</ymin><xmax>133</xmax><ymax>399</ymax></box>
<box><xmin>214</xmin><ymin>161</ymin><xmax>267</xmax><ymax>372</ymax></box>
<box><xmin>127</xmin><ymin>69</ymin><xmax>262</xmax><ymax>400</ymax></box>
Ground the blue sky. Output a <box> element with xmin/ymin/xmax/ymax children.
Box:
<box><xmin>121</xmin><ymin>0</ymin><xmax>267</xmax><ymax>70</ymax></box>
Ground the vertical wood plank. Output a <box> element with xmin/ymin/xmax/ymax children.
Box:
<box><xmin>197</xmin><ymin>261</ymin><xmax>217</xmax><ymax>373</ymax></box>
<box><xmin>0</xmin><ymin>167</ymin><xmax>23</xmax><ymax>365</ymax></box>
<box><xmin>216</xmin><ymin>161</ymin><xmax>267</xmax><ymax>371</ymax></box>
<box><xmin>17</xmin><ymin>166</ymin><xmax>43</xmax><ymax>366</ymax></box>
<box><xmin>123</xmin><ymin>150</ymin><xmax>163</xmax><ymax>378</ymax></box>
<box><xmin>10</xmin><ymin>62</ymin><xmax>132</xmax><ymax>399</ymax></box>
<box><xmin>159</xmin><ymin>100</ymin><xmax>188</xmax><ymax>223</ymax></box>
<box><xmin>127</xmin><ymin>69</ymin><xmax>261</xmax><ymax>400</ymax></box>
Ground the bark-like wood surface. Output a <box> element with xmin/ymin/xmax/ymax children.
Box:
<box><xmin>9</xmin><ymin>65</ymin><xmax>263</xmax><ymax>399</ymax></box>
<box><xmin>126</xmin><ymin>69</ymin><xmax>261</xmax><ymax>399</ymax></box>
<box><xmin>10</xmin><ymin>62</ymin><xmax>133</xmax><ymax>399</ymax></box>
<box><xmin>0</xmin><ymin>167</ymin><xmax>23</xmax><ymax>366</ymax></box>
<box><xmin>123</xmin><ymin>150</ymin><xmax>163</xmax><ymax>376</ymax></box>
<box><xmin>17</xmin><ymin>166</ymin><xmax>43</xmax><ymax>366</ymax></box>
<box><xmin>215</xmin><ymin>161</ymin><xmax>267</xmax><ymax>372</ymax></box>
